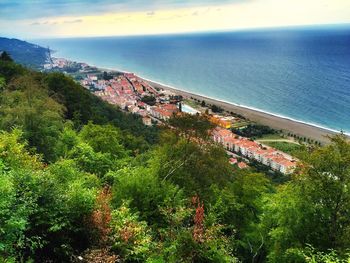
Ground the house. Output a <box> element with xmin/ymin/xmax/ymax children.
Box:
<box><xmin>211</xmin><ymin>127</ymin><xmax>297</xmax><ymax>174</ymax></box>
<box><xmin>87</xmin><ymin>74</ymin><xmax>98</xmax><ymax>81</ymax></box>
<box><xmin>238</xmin><ymin>162</ymin><xmax>248</xmax><ymax>169</ymax></box>
<box><xmin>210</xmin><ymin>115</ymin><xmax>232</xmax><ymax>129</ymax></box>
<box><xmin>278</xmin><ymin>159</ymin><xmax>297</xmax><ymax>174</ymax></box>
<box><xmin>149</xmin><ymin>104</ymin><xmax>179</xmax><ymax>121</ymax></box>
<box><xmin>128</xmin><ymin>105</ymin><xmax>140</xmax><ymax>114</ymax></box>
<box><xmin>137</xmin><ymin>109</ymin><xmax>147</xmax><ymax>117</ymax></box>
<box><xmin>212</xmin><ymin>127</ymin><xmax>233</xmax><ymax>144</ymax></box>
<box><xmin>142</xmin><ymin>116</ymin><xmax>152</xmax><ymax>126</ymax></box>
<box><xmin>229</xmin><ymin>158</ymin><xmax>238</xmax><ymax>165</ymax></box>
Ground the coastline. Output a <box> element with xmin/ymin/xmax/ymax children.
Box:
<box><xmin>141</xmin><ymin>78</ymin><xmax>342</xmax><ymax>144</ymax></box>
<box><xmin>52</xmin><ymin>56</ymin><xmax>344</xmax><ymax>144</ymax></box>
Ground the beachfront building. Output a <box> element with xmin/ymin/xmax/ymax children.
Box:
<box><xmin>210</xmin><ymin>115</ymin><xmax>232</xmax><ymax>129</ymax></box>
<box><xmin>212</xmin><ymin>127</ymin><xmax>297</xmax><ymax>174</ymax></box>
<box><xmin>149</xmin><ymin>104</ymin><xmax>179</xmax><ymax>121</ymax></box>
<box><xmin>212</xmin><ymin>127</ymin><xmax>233</xmax><ymax>145</ymax></box>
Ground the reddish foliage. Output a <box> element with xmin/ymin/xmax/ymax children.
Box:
<box><xmin>90</xmin><ymin>187</ymin><xmax>112</xmax><ymax>245</ymax></box>
<box><xmin>192</xmin><ymin>195</ymin><xmax>205</xmax><ymax>243</ymax></box>
<box><xmin>119</xmin><ymin>223</ymin><xmax>136</xmax><ymax>243</ymax></box>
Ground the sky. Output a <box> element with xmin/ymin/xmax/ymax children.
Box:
<box><xmin>0</xmin><ymin>0</ymin><xmax>350</xmax><ymax>38</ymax></box>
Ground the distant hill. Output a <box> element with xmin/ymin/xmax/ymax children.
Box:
<box><xmin>0</xmin><ymin>37</ymin><xmax>49</xmax><ymax>69</ymax></box>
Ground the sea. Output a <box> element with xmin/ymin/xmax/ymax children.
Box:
<box><xmin>34</xmin><ymin>26</ymin><xmax>350</xmax><ymax>133</ymax></box>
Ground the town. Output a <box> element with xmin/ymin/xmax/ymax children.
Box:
<box><xmin>44</xmin><ymin>57</ymin><xmax>298</xmax><ymax>174</ymax></box>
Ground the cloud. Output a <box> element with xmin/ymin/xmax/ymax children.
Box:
<box><xmin>63</xmin><ymin>19</ymin><xmax>83</xmax><ymax>24</ymax></box>
<box><xmin>3</xmin><ymin>0</ymin><xmax>349</xmax><ymax>39</ymax></box>
<box><xmin>30</xmin><ymin>19</ymin><xmax>82</xmax><ymax>26</ymax></box>
<box><xmin>30</xmin><ymin>20</ymin><xmax>55</xmax><ymax>26</ymax></box>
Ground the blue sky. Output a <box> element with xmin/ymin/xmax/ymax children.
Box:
<box><xmin>0</xmin><ymin>0</ymin><xmax>349</xmax><ymax>38</ymax></box>
<box><xmin>0</xmin><ymin>0</ymin><xmax>242</xmax><ymax>19</ymax></box>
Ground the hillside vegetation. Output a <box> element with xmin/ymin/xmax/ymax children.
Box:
<box><xmin>0</xmin><ymin>57</ymin><xmax>350</xmax><ymax>262</ymax></box>
<box><xmin>0</xmin><ymin>38</ymin><xmax>49</xmax><ymax>69</ymax></box>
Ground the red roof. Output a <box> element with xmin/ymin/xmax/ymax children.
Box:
<box><xmin>225</xmin><ymin>137</ymin><xmax>240</xmax><ymax>144</ymax></box>
<box><xmin>229</xmin><ymin>158</ymin><xmax>238</xmax><ymax>164</ymax></box>
<box><xmin>238</xmin><ymin>162</ymin><xmax>248</xmax><ymax>169</ymax></box>
<box><xmin>213</xmin><ymin>128</ymin><xmax>233</xmax><ymax>138</ymax></box>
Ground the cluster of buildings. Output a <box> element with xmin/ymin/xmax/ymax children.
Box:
<box><xmin>43</xmin><ymin>56</ymin><xmax>298</xmax><ymax>175</ymax></box>
<box><xmin>149</xmin><ymin>103</ymin><xmax>179</xmax><ymax>121</ymax></box>
<box><xmin>44</xmin><ymin>57</ymin><xmax>90</xmax><ymax>71</ymax></box>
<box><xmin>88</xmin><ymin>73</ymin><xmax>180</xmax><ymax>125</ymax></box>
<box><xmin>212</xmin><ymin>127</ymin><xmax>297</xmax><ymax>174</ymax></box>
<box><xmin>65</xmin><ymin>61</ymin><xmax>297</xmax><ymax>175</ymax></box>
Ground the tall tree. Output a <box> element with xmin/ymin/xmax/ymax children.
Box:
<box><xmin>262</xmin><ymin>135</ymin><xmax>350</xmax><ymax>262</ymax></box>
<box><xmin>0</xmin><ymin>75</ymin><xmax>65</xmax><ymax>162</ymax></box>
<box><xmin>0</xmin><ymin>51</ymin><xmax>13</xmax><ymax>62</ymax></box>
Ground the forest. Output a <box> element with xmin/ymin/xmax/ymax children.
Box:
<box><xmin>0</xmin><ymin>55</ymin><xmax>350</xmax><ymax>262</ymax></box>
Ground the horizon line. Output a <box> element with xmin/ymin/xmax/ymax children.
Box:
<box><xmin>25</xmin><ymin>22</ymin><xmax>350</xmax><ymax>40</ymax></box>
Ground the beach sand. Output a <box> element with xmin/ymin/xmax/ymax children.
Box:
<box><xmin>146</xmin><ymin>80</ymin><xmax>341</xmax><ymax>144</ymax></box>
<box><xmin>99</xmin><ymin>66</ymin><xmax>342</xmax><ymax>144</ymax></box>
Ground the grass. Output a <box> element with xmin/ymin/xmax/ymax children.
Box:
<box><xmin>263</xmin><ymin>141</ymin><xmax>304</xmax><ymax>156</ymax></box>
<box><xmin>257</xmin><ymin>133</ymin><xmax>285</xmax><ymax>140</ymax></box>
<box><xmin>183</xmin><ymin>98</ymin><xmax>200</xmax><ymax>109</ymax></box>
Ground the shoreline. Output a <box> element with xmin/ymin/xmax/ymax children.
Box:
<box><xmin>141</xmin><ymin>78</ymin><xmax>343</xmax><ymax>144</ymax></box>
<box><xmin>53</xmin><ymin>56</ymin><xmax>344</xmax><ymax>144</ymax></box>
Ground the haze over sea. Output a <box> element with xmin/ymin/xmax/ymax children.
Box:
<box><xmin>36</xmin><ymin>26</ymin><xmax>350</xmax><ymax>133</ymax></box>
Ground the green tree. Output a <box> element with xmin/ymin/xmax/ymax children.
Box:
<box><xmin>110</xmin><ymin>166</ymin><xmax>185</xmax><ymax>226</ymax></box>
<box><xmin>69</xmin><ymin>141</ymin><xmax>117</xmax><ymax>177</ymax></box>
<box><xmin>262</xmin><ymin>135</ymin><xmax>350</xmax><ymax>262</ymax></box>
<box><xmin>208</xmin><ymin>170</ymin><xmax>271</xmax><ymax>262</ymax></box>
<box><xmin>168</xmin><ymin>113</ymin><xmax>215</xmax><ymax>142</ymax></box>
<box><xmin>44</xmin><ymin>72</ymin><xmax>159</xmax><ymax>145</ymax></box>
<box><xmin>141</xmin><ymin>95</ymin><xmax>156</xmax><ymax>106</ymax></box>
<box><xmin>156</xmin><ymin>197</ymin><xmax>238</xmax><ymax>263</ymax></box>
<box><xmin>0</xmin><ymin>76</ymin><xmax>5</xmax><ymax>91</ymax></box>
<box><xmin>151</xmin><ymin>130</ymin><xmax>232</xmax><ymax>199</ymax></box>
<box><xmin>79</xmin><ymin>122</ymin><xmax>129</xmax><ymax>158</ymax></box>
<box><xmin>0</xmin><ymin>130</ymin><xmax>98</xmax><ymax>261</ymax></box>
<box><xmin>0</xmin><ymin>75</ymin><xmax>65</xmax><ymax>162</ymax></box>
<box><xmin>110</xmin><ymin>201</ymin><xmax>154</xmax><ymax>262</ymax></box>
<box><xmin>0</xmin><ymin>51</ymin><xmax>13</xmax><ymax>62</ymax></box>
<box><xmin>0</xmin><ymin>57</ymin><xmax>26</xmax><ymax>82</ymax></box>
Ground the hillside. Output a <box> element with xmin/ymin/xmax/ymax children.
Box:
<box><xmin>0</xmin><ymin>37</ymin><xmax>49</xmax><ymax>68</ymax></box>
<box><xmin>0</xmin><ymin>57</ymin><xmax>350</xmax><ymax>263</ymax></box>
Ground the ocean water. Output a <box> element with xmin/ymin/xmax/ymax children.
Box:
<box><xmin>35</xmin><ymin>26</ymin><xmax>350</xmax><ymax>133</ymax></box>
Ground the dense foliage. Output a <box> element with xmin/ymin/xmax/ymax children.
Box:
<box><xmin>1</xmin><ymin>58</ymin><xmax>350</xmax><ymax>262</ymax></box>
<box><xmin>0</xmin><ymin>38</ymin><xmax>49</xmax><ymax>68</ymax></box>
<box><xmin>232</xmin><ymin>124</ymin><xmax>277</xmax><ymax>139</ymax></box>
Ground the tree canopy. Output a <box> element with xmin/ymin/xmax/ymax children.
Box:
<box><xmin>0</xmin><ymin>58</ymin><xmax>350</xmax><ymax>263</ymax></box>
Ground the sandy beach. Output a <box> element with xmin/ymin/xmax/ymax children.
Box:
<box><xmin>146</xmin><ymin>80</ymin><xmax>341</xmax><ymax>144</ymax></box>
<box><xmin>94</xmin><ymin>65</ymin><xmax>342</xmax><ymax>144</ymax></box>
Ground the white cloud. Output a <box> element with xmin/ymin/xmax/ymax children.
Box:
<box><xmin>1</xmin><ymin>0</ymin><xmax>349</xmax><ymax>38</ymax></box>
